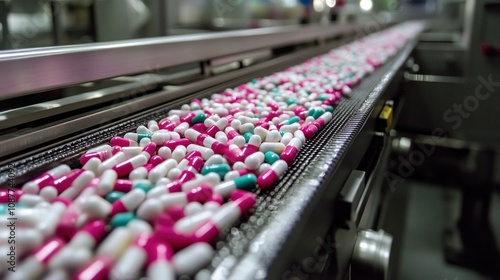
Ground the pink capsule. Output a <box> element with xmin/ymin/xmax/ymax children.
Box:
<box><xmin>110</xmin><ymin>188</ymin><xmax>146</xmax><ymax>216</ymax></box>
<box><xmin>22</xmin><ymin>164</ymin><xmax>71</xmax><ymax>194</ymax></box>
<box><xmin>80</xmin><ymin>150</ymin><xmax>111</xmax><ymax>166</ymax></box>
<box><xmin>149</xmin><ymin>155</ymin><xmax>164</xmax><ymax>166</ymax></box>
<box><xmin>162</xmin><ymin>138</ymin><xmax>190</xmax><ymax>151</ymax></box>
<box><xmin>158</xmin><ymin>116</ymin><xmax>179</xmax><ymax>130</ymax></box>
<box><xmin>50</xmin><ymin>169</ymin><xmax>84</xmax><ymax>193</ymax></box>
<box><xmin>141</xmin><ymin>142</ymin><xmax>157</xmax><ymax>159</ymax></box>
<box><xmin>185</xmin><ymin>129</ymin><xmax>225</xmax><ymax>155</ymax></box>
<box><xmin>13</xmin><ymin>237</ymin><xmax>65</xmax><ymax>280</ymax></box>
<box><xmin>70</xmin><ymin>219</ymin><xmax>107</xmax><ymax>248</ymax></box>
<box><xmin>206</xmin><ymin>118</ymin><xmax>228</xmax><ymax>137</ymax></box>
<box><xmin>240</xmin><ymin>135</ymin><xmax>261</xmax><ymax>157</ymax></box>
<box><xmin>224</xmin><ymin>126</ymin><xmax>240</xmax><ymax>140</ymax></box>
<box><xmin>0</xmin><ymin>189</ymin><xmax>23</xmax><ymax>203</ymax></box>
<box><xmin>280</xmin><ymin>138</ymin><xmax>303</xmax><ymax>165</ymax></box>
<box><xmin>193</xmin><ymin>193</ymin><xmax>256</xmax><ymax>243</ymax></box>
<box><xmin>112</xmin><ymin>154</ymin><xmax>148</xmax><ymax>177</ymax></box>
<box><xmin>73</xmin><ymin>255</ymin><xmax>114</xmax><ymax>280</ymax></box>
<box><xmin>191</xmin><ymin>123</ymin><xmax>207</xmax><ymax>133</ymax></box>
<box><xmin>110</xmin><ymin>136</ymin><xmax>138</xmax><ymax>147</ymax></box>
<box><xmin>257</xmin><ymin>160</ymin><xmax>288</xmax><ymax>189</ymax></box>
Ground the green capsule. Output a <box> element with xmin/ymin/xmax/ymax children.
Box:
<box><xmin>307</xmin><ymin>108</ymin><xmax>316</xmax><ymax>117</ymax></box>
<box><xmin>325</xmin><ymin>106</ymin><xmax>334</xmax><ymax>112</ymax></box>
<box><xmin>111</xmin><ymin>212</ymin><xmax>137</xmax><ymax>228</ymax></box>
<box><xmin>312</xmin><ymin>108</ymin><xmax>325</xmax><ymax>119</ymax></box>
<box><xmin>133</xmin><ymin>182</ymin><xmax>152</xmax><ymax>193</ymax></box>
<box><xmin>283</xmin><ymin>116</ymin><xmax>300</xmax><ymax>125</ymax></box>
<box><xmin>318</xmin><ymin>95</ymin><xmax>327</xmax><ymax>101</ymax></box>
<box><xmin>191</xmin><ymin>114</ymin><xmax>207</xmax><ymax>125</ymax></box>
<box><xmin>106</xmin><ymin>191</ymin><xmax>125</xmax><ymax>203</ymax></box>
<box><xmin>201</xmin><ymin>164</ymin><xmax>231</xmax><ymax>179</ymax></box>
<box><xmin>280</xmin><ymin>131</ymin><xmax>285</xmax><ymax>137</ymax></box>
<box><xmin>0</xmin><ymin>203</ymin><xmax>26</xmax><ymax>214</ymax></box>
<box><xmin>137</xmin><ymin>133</ymin><xmax>152</xmax><ymax>142</ymax></box>
<box><xmin>234</xmin><ymin>174</ymin><xmax>257</xmax><ymax>190</ymax></box>
<box><xmin>265</xmin><ymin>151</ymin><xmax>280</xmax><ymax>164</ymax></box>
<box><xmin>243</xmin><ymin>132</ymin><xmax>253</xmax><ymax>143</ymax></box>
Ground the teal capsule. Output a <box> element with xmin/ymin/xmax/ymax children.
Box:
<box><xmin>111</xmin><ymin>212</ymin><xmax>137</xmax><ymax>228</ymax></box>
<box><xmin>280</xmin><ymin>131</ymin><xmax>285</xmax><ymax>137</ymax></box>
<box><xmin>133</xmin><ymin>181</ymin><xmax>152</xmax><ymax>193</ymax></box>
<box><xmin>318</xmin><ymin>95</ymin><xmax>327</xmax><ymax>101</ymax></box>
<box><xmin>201</xmin><ymin>164</ymin><xmax>231</xmax><ymax>179</ymax></box>
<box><xmin>312</xmin><ymin>108</ymin><xmax>325</xmax><ymax>119</ymax></box>
<box><xmin>264</xmin><ymin>151</ymin><xmax>280</xmax><ymax>164</ymax></box>
<box><xmin>137</xmin><ymin>133</ymin><xmax>152</xmax><ymax>142</ymax></box>
<box><xmin>243</xmin><ymin>132</ymin><xmax>253</xmax><ymax>143</ymax></box>
<box><xmin>0</xmin><ymin>203</ymin><xmax>26</xmax><ymax>214</ymax></box>
<box><xmin>307</xmin><ymin>108</ymin><xmax>316</xmax><ymax>117</ymax></box>
<box><xmin>286</xmin><ymin>98</ymin><xmax>298</xmax><ymax>105</ymax></box>
<box><xmin>234</xmin><ymin>174</ymin><xmax>257</xmax><ymax>190</ymax></box>
<box><xmin>325</xmin><ymin>106</ymin><xmax>334</xmax><ymax>112</ymax></box>
<box><xmin>282</xmin><ymin>116</ymin><xmax>300</xmax><ymax>125</ymax></box>
<box><xmin>105</xmin><ymin>191</ymin><xmax>125</xmax><ymax>203</ymax></box>
<box><xmin>191</xmin><ymin>114</ymin><xmax>207</xmax><ymax>125</ymax></box>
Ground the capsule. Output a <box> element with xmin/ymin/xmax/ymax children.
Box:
<box><xmin>98</xmin><ymin>169</ymin><xmax>118</xmax><ymax>195</ymax></box>
<box><xmin>80</xmin><ymin>150</ymin><xmax>111</xmax><ymax>166</ymax></box>
<box><xmin>257</xmin><ymin>160</ymin><xmax>288</xmax><ymax>189</ymax></box>
<box><xmin>213</xmin><ymin>174</ymin><xmax>257</xmax><ymax>197</ymax></box>
<box><xmin>98</xmin><ymin>152</ymin><xmax>127</xmax><ymax>174</ymax></box>
<box><xmin>69</xmin><ymin>219</ymin><xmax>107</xmax><ymax>248</ymax></box>
<box><xmin>146</xmin><ymin>240</ymin><xmax>175</xmax><ymax>280</ymax></box>
<box><xmin>201</xmin><ymin>164</ymin><xmax>230</xmax><ymax>179</ymax></box>
<box><xmin>6</xmin><ymin>238</ymin><xmax>65</xmax><ymax>280</ymax></box>
<box><xmin>110</xmin><ymin>136</ymin><xmax>138</xmax><ymax>147</ymax></box>
<box><xmin>187</xmin><ymin>144</ymin><xmax>214</xmax><ymax>160</ymax></box>
<box><xmin>280</xmin><ymin>137</ymin><xmax>303</xmax><ymax>165</ymax></box>
<box><xmin>111</xmin><ymin>233</ymin><xmax>151</xmax><ymax>280</ymax></box>
<box><xmin>172</xmin><ymin>243</ymin><xmax>214</xmax><ymax>276</ymax></box>
<box><xmin>259</xmin><ymin>142</ymin><xmax>286</xmax><ymax>154</ymax></box>
<box><xmin>109</xmin><ymin>188</ymin><xmax>146</xmax><ymax>216</ymax></box>
<box><xmin>192</xmin><ymin>193</ymin><xmax>256</xmax><ymax>243</ymax></box>
<box><xmin>148</xmin><ymin>158</ymin><xmax>178</xmax><ymax>183</ymax></box>
<box><xmin>244</xmin><ymin>152</ymin><xmax>265</xmax><ymax>170</ymax></box>
<box><xmin>185</xmin><ymin>129</ymin><xmax>225</xmax><ymax>154</ymax></box>
<box><xmin>22</xmin><ymin>164</ymin><xmax>71</xmax><ymax>194</ymax></box>
<box><xmin>112</xmin><ymin>154</ymin><xmax>148</xmax><ymax>177</ymax></box>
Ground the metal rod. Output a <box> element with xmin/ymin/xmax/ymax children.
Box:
<box><xmin>0</xmin><ymin>0</ymin><xmax>12</xmax><ymax>50</ymax></box>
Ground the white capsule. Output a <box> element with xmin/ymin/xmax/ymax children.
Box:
<box><xmin>119</xmin><ymin>188</ymin><xmax>146</xmax><ymax>212</ymax></box>
<box><xmin>121</xmin><ymin>147</ymin><xmax>143</xmax><ymax>158</ymax></box>
<box><xmin>215</xmin><ymin>131</ymin><xmax>228</xmax><ymax>143</ymax></box>
<box><xmin>98</xmin><ymin>169</ymin><xmax>118</xmax><ymax>195</ymax></box>
<box><xmin>187</xmin><ymin>144</ymin><xmax>214</xmax><ymax>160</ymax></box>
<box><xmin>294</xmin><ymin>130</ymin><xmax>306</xmax><ymax>143</ymax></box>
<box><xmin>172</xmin><ymin>243</ymin><xmax>214</xmax><ymax>276</ymax></box>
<box><xmin>49</xmin><ymin>246</ymin><xmax>92</xmax><ymax>271</ymax></box>
<box><xmin>19</xmin><ymin>194</ymin><xmax>44</xmax><ymax>207</ymax></box>
<box><xmin>129</xmin><ymin>166</ymin><xmax>148</xmax><ymax>180</ymax></box>
<box><xmin>39</xmin><ymin>186</ymin><xmax>58</xmax><ymax>202</ymax></box>
<box><xmin>136</xmin><ymin>199</ymin><xmax>163</xmax><ymax>221</ymax></box>
<box><xmin>0</xmin><ymin>229</ymin><xmax>43</xmax><ymax>250</ymax></box>
<box><xmin>181</xmin><ymin>173</ymin><xmax>220</xmax><ymax>192</ymax></box>
<box><xmin>81</xmin><ymin>195</ymin><xmax>112</xmax><ymax>219</ymax></box>
<box><xmin>42</xmin><ymin>269</ymin><xmax>70</xmax><ymax>280</ymax></box>
<box><xmin>99</xmin><ymin>152</ymin><xmax>126</xmax><ymax>174</ymax></box>
<box><xmin>82</xmin><ymin>157</ymin><xmax>101</xmax><ymax>174</ymax></box>
<box><xmin>174</xmin><ymin>122</ymin><xmax>190</xmax><ymax>135</ymax></box>
<box><xmin>60</xmin><ymin>170</ymin><xmax>95</xmax><ymax>199</ymax></box>
<box><xmin>148</xmin><ymin>120</ymin><xmax>160</xmax><ymax>132</ymax></box>
<box><xmin>259</xmin><ymin>142</ymin><xmax>286</xmax><ymax>154</ymax></box>
<box><xmin>167</xmin><ymin>168</ymin><xmax>181</xmax><ymax>180</ymax></box>
<box><xmin>265</xmin><ymin>130</ymin><xmax>281</xmax><ymax>142</ymax></box>
<box><xmin>204</xmin><ymin>154</ymin><xmax>225</xmax><ymax>166</ymax></box>
<box><xmin>137</xmin><ymin>125</ymin><xmax>152</xmax><ymax>134</ymax></box>
<box><xmin>230</xmin><ymin>119</ymin><xmax>241</xmax><ymax>129</ymax></box>
<box><xmin>232</xmin><ymin>161</ymin><xmax>246</xmax><ymax>170</ymax></box>
<box><xmin>96</xmin><ymin>227</ymin><xmax>133</xmax><ymax>260</ymax></box>
<box><xmin>280</xmin><ymin>132</ymin><xmax>294</xmax><ymax>145</ymax></box>
<box><xmin>111</xmin><ymin>246</ymin><xmax>147</xmax><ymax>280</ymax></box>
<box><xmin>258</xmin><ymin>163</ymin><xmax>271</xmax><ymax>174</ymax></box>
<box><xmin>157</xmin><ymin>146</ymin><xmax>172</xmax><ymax>160</ymax></box>
<box><xmin>147</xmin><ymin>260</ymin><xmax>175</xmax><ymax>280</ymax></box>
<box><xmin>254</xmin><ymin>126</ymin><xmax>268</xmax><ymax>140</ymax></box>
<box><xmin>244</xmin><ymin>152</ymin><xmax>265</xmax><ymax>170</ymax></box>
<box><xmin>171</xmin><ymin>146</ymin><xmax>186</xmax><ymax>162</ymax></box>
<box><xmin>87</xmin><ymin>144</ymin><xmax>112</xmax><ymax>154</ymax></box>
<box><xmin>22</xmin><ymin>164</ymin><xmax>71</xmax><ymax>194</ymax></box>
<box><xmin>139</xmin><ymin>137</ymin><xmax>151</xmax><ymax>147</ymax></box>
<box><xmin>37</xmin><ymin>201</ymin><xmax>67</xmax><ymax>238</ymax></box>
<box><xmin>151</xmin><ymin>132</ymin><xmax>170</xmax><ymax>145</ymax></box>
<box><xmin>174</xmin><ymin>211</ymin><xmax>212</xmax><ymax>234</ymax></box>
<box><xmin>148</xmin><ymin>158</ymin><xmax>177</xmax><ymax>183</ymax></box>
<box><xmin>184</xmin><ymin>202</ymin><xmax>203</xmax><ymax>216</ymax></box>
<box><xmin>126</xmin><ymin>219</ymin><xmax>153</xmax><ymax>235</ymax></box>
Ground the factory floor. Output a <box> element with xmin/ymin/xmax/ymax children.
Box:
<box><xmin>381</xmin><ymin>180</ymin><xmax>500</xmax><ymax>280</ymax></box>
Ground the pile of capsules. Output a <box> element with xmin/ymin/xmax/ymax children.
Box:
<box><xmin>1</xmin><ymin>23</ymin><xmax>422</xmax><ymax>280</ymax></box>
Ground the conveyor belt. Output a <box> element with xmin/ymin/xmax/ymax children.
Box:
<box><xmin>0</xmin><ymin>24</ymin><xmax>419</xmax><ymax>279</ymax></box>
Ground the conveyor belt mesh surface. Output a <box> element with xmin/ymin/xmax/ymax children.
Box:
<box><xmin>0</xmin><ymin>23</ymin><xmax>420</xmax><ymax>279</ymax></box>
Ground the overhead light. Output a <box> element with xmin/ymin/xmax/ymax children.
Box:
<box><xmin>360</xmin><ymin>0</ymin><xmax>373</xmax><ymax>11</ymax></box>
<box><xmin>326</xmin><ymin>0</ymin><xmax>336</xmax><ymax>8</ymax></box>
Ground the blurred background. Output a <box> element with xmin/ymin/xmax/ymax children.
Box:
<box><xmin>0</xmin><ymin>0</ymin><xmax>445</xmax><ymax>50</ymax></box>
